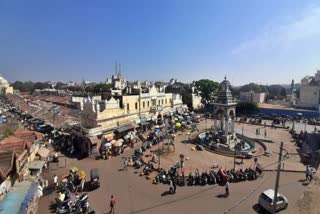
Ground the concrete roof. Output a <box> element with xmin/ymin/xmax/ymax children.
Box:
<box><xmin>0</xmin><ymin>136</ymin><xmax>27</xmax><ymax>157</ymax></box>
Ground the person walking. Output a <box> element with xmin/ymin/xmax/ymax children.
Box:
<box><xmin>225</xmin><ymin>180</ymin><xmax>230</xmax><ymax>197</ymax></box>
<box><xmin>53</xmin><ymin>174</ymin><xmax>58</xmax><ymax>190</ymax></box>
<box><xmin>123</xmin><ymin>158</ymin><xmax>128</xmax><ymax>171</ymax></box>
<box><xmin>109</xmin><ymin>195</ymin><xmax>116</xmax><ymax>214</ymax></box>
<box><xmin>264</xmin><ymin>129</ymin><xmax>267</xmax><ymax>138</ymax></box>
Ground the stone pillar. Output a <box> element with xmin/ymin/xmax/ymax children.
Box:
<box><xmin>231</xmin><ymin>119</ymin><xmax>235</xmax><ymax>133</ymax></box>
<box><xmin>225</xmin><ymin>117</ymin><xmax>229</xmax><ymax>134</ymax></box>
<box><xmin>80</xmin><ymin>102</ymin><xmax>84</xmax><ymax>111</ymax></box>
<box><xmin>220</xmin><ymin>116</ymin><xmax>224</xmax><ymax>131</ymax></box>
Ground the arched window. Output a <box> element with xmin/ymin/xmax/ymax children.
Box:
<box><xmin>148</xmin><ymin>101</ymin><xmax>150</xmax><ymax>107</ymax></box>
<box><xmin>127</xmin><ymin>103</ymin><xmax>129</xmax><ymax>111</ymax></box>
<box><xmin>143</xmin><ymin>102</ymin><xmax>145</xmax><ymax>108</ymax></box>
<box><xmin>135</xmin><ymin>102</ymin><xmax>138</xmax><ymax>110</ymax></box>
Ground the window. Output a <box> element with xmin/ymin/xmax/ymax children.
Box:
<box><xmin>158</xmin><ymin>100</ymin><xmax>160</xmax><ymax>105</ymax></box>
<box><xmin>143</xmin><ymin>102</ymin><xmax>145</xmax><ymax>108</ymax></box>
<box><xmin>127</xmin><ymin>103</ymin><xmax>129</xmax><ymax>111</ymax></box>
<box><xmin>162</xmin><ymin>99</ymin><xmax>164</xmax><ymax>105</ymax></box>
<box><xmin>148</xmin><ymin>101</ymin><xmax>150</xmax><ymax>107</ymax></box>
<box><xmin>135</xmin><ymin>102</ymin><xmax>138</xmax><ymax>110</ymax></box>
<box><xmin>165</xmin><ymin>99</ymin><xmax>167</xmax><ymax>104</ymax></box>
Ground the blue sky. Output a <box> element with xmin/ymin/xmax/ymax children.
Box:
<box><xmin>1</xmin><ymin>0</ymin><xmax>320</xmax><ymax>85</ymax></box>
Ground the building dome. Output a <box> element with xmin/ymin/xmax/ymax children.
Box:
<box><xmin>0</xmin><ymin>75</ymin><xmax>9</xmax><ymax>87</ymax></box>
<box><xmin>215</xmin><ymin>76</ymin><xmax>234</xmax><ymax>104</ymax></box>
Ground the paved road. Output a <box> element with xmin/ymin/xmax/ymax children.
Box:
<box><xmin>38</xmin><ymin>149</ymin><xmax>307</xmax><ymax>214</ymax></box>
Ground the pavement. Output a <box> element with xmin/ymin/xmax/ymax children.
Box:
<box><xmin>38</xmin><ymin>152</ymin><xmax>307</xmax><ymax>214</ymax></box>
<box><xmin>37</xmin><ymin>118</ymin><xmax>314</xmax><ymax>214</ymax></box>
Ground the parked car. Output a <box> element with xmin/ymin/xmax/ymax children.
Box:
<box><xmin>258</xmin><ymin>189</ymin><xmax>288</xmax><ymax>213</ymax></box>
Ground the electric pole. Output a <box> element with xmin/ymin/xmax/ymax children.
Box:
<box><xmin>272</xmin><ymin>141</ymin><xmax>283</xmax><ymax>214</ymax></box>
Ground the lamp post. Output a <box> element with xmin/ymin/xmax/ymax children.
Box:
<box><xmin>233</xmin><ymin>144</ymin><xmax>236</xmax><ymax>169</ymax></box>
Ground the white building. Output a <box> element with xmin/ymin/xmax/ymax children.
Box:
<box><xmin>0</xmin><ymin>75</ymin><xmax>13</xmax><ymax>95</ymax></box>
<box><xmin>240</xmin><ymin>90</ymin><xmax>266</xmax><ymax>103</ymax></box>
<box><xmin>79</xmin><ymin>85</ymin><xmax>186</xmax><ymax>136</ymax></box>
<box><xmin>299</xmin><ymin>70</ymin><xmax>320</xmax><ymax>109</ymax></box>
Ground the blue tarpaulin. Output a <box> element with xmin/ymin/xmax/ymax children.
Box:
<box><xmin>0</xmin><ymin>181</ymin><xmax>38</xmax><ymax>214</ymax></box>
<box><xmin>0</xmin><ymin>118</ymin><xmax>5</xmax><ymax>123</ymax></box>
<box><xmin>18</xmin><ymin>182</ymin><xmax>38</xmax><ymax>214</ymax></box>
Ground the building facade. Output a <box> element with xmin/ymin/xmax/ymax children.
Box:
<box><xmin>240</xmin><ymin>90</ymin><xmax>266</xmax><ymax>103</ymax></box>
<box><xmin>0</xmin><ymin>75</ymin><xmax>13</xmax><ymax>95</ymax></box>
<box><xmin>299</xmin><ymin>70</ymin><xmax>320</xmax><ymax>110</ymax></box>
<box><xmin>80</xmin><ymin>85</ymin><xmax>185</xmax><ymax>136</ymax></box>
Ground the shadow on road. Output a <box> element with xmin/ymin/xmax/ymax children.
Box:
<box><xmin>215</xmin><ymin>193</ymin><xmax>227</xmax><ymax>198</ymax></box>
<box><xmin>161</xmin><ymin>191</ymin><xmax>174</xmax><ymax>196</ymax></box>
<box><xmin>252</xmin><ymin>204</ymin><xmax>268</xmax><ymax>214</ymax></box>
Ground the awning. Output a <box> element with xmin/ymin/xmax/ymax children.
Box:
<box><xmin>37</xmin><ymin>147</ymin><xmax>50</xmax><ymax>159</ymax></box>
<box><xmin>140</xmin><ymin>120</ymin><xmax>149</xmax><ymax>126</ymax></box>
<box><xmin>28</xmin><ymin>160</ymin><xmax>45</xmax><ymax>170</ymax></box>
<box><xmin>116</xmin><ymin>124</ymin><xmax>137</xmax><ymax>133</ymax></box>
<box><xmin>89</xmin><ymin>136</ymin><xmax>101</xmax><ymax>146</ymax></box>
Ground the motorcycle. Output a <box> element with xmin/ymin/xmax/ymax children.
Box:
<box><xmin>73</xmin><ymin>193</ymin><xmax>90</xmax><ymax>214</ymax></box>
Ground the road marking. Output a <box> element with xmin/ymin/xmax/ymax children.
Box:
<box><xmin>223</xmin><ymin>173</ymin><xmax>273</xmax><ymax>213</ymax></box>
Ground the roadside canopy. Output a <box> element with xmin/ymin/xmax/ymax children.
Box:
<box><xmin>37</xmin><ymin>147</ymin><xmax>50</xmax><ymax>159</ymax></box>
<box><xmin>28</xmin><ymin>160</ymin><xmax>45</xmax><ymax>170</ymax></box>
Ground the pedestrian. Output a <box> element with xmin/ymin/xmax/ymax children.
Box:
<box><xmin>151</xmin><ymin>152</ymin><xmax>157</xmax><ymax>163</ymax></box>
<box><xmin>123</xmin><ymin>158</ymin><xmax>128</xmax><ymax>171</ymax></box>
<box><xmin>53</xmin><ymin>174</ymin><xmax>58</xmax><ymax>190</ymax></box>
<box><xmin>109</xmin><ymin>195</ymin><xmax>116</xmax><ymax>214</ymax></box>
<box><xmin>305</xmin><ymin>165</ymin><xmax>310</xmax><ymax>181</ymax></box>
<box><xmin>225</xmin><ymin>180</ymin><xmax>230</xmax><ymax>197</ymax></box>
<box><xmin>309</xmin><ymin>168</ymin><xmax>313</xmax><ymax>181</ymax></box>
<box><xmin>264</xmin><ymin>129</ymin><xmax>267</xmax><ymax>138</ymax></box>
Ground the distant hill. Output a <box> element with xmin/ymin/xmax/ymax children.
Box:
<box><xmin>231</xmin><ymin>83</ymin><xmax>287</xmax><ymax>99</ymax></box>
<box><xmin>239</xmin><ymin>83</ymin><xmax>267</xmax><ymax>93</ymax></box>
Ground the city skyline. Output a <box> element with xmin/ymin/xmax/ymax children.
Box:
<box><xmin>1</xmin><ymin>0</ymin><xmax>320</xmax><ymax>85</ymax></box>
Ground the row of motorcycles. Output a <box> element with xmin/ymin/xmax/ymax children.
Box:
<box><xmin>55</xmin><ymin>188</ymin><xmax>94</xmax><ymax>214</ymax></box>
<box><xmin>54</xmin><ymin>172</ymin><xmax>95</xmax><ymax>214</ymax></box>
<box><xmin>132</xmin><ymin>138</ymin><xmax>260</xmax><ymax>187</ymax></box>
<box><xmin>154</xmin><ymin>167</ymin><xmax>259</xmax><ymax>186</ymax></box>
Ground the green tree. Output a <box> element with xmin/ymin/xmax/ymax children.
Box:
<box><xmin>165</xmin><ymin>82</ymin><xmax>193</xmax><ymax>108</ymax></box>
<box><xmin>194</xmin><ymin>79</ymin><xmax>219</xmax><ymax>104</ymax></box>
<box><xmin>93</xmin><ymin>83</ymin><xmax>112</xmax><ymax>93</ymax></box>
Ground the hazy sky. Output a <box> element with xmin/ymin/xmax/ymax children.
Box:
<box><xmin>1</xmin><ymin>0</ymin><xmax>320</xmax><ymax>85</ymax></box>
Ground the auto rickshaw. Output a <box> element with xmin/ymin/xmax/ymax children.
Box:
<box><xmin>89</xmin><ymin>168</ymin><xmax>100</xmax><ymax>190</ymax></box>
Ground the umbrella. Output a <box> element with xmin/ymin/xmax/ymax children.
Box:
<box><xmin>175</xmin><ymin>118</ymin><xmax>179</xmax><ymax>121</ymax></box>
<box><xmin>176</xmin><ymin>123</ymin><xmax>181</xmax><ymax>128</ymax></box>
<box><xmin>79</xmin><ymin>170</ymin><xmax>86</xmax><ymax>179</ymax></box>
<box><xmin>154</xmin><ymin>125</ymin><xmax>160</xmax><ymax>129</ymax></box>
<box><xmin>104</xmin><ymin>133</ymin><xmax>114</xmax><ymax>141</ymax></box>
<box><xmin>114</xmin><ymin>140</ymin><xmax>123</xmax><ymax>147</ymax></box>
<box><xmin>124</xmin><ymin>135</ymin><xmax>130</xmax><ymax>140</ymax></box>
<box><xmin>105</xmin><ymin>142</ymin><xmax>112</xmax><ymax>148</ymax></box>
<box><xmin>70</xmin><ymin>166</ymin><xmax>79</xmax><ymax>173</ymax></box>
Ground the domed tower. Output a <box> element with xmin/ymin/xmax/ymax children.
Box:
<box><xmin>213</xmin><ymin>76</ymin><xmax>237</xmax><ymax>137</ymax></box>
<box><xmin>214</xmin><ymin>76</ymin><xmax>236</xmax><ymax>117</ymax></box>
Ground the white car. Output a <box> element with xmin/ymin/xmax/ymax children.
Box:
<box><xmin>258</xmin><ymin>189</ymin><xmax>288</xmax><ymax>213</ymax></box>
